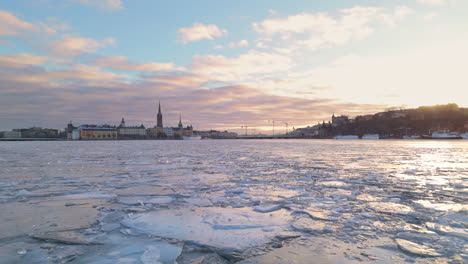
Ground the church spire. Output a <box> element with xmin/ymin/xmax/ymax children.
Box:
<box><xmin>156</xmin><ymin>100</ymin><xmax>163</xmax><ymax>127</ymax></box>
<box><xmin>178</xmin><ymin>114</ymin><xmax>183</xmax><ymax>128</ymax></box>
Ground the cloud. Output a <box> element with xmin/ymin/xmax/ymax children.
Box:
<box><xmin>48</xmin><ymin>34</ymin><xmax>115</xmax><ymax>57</ymax></box>
<box><xmin>415</xmin><ymin>0</ymin><xmax>460</xmax><ymax>6</ymax></box>
<box><xmin>93</xmin><ymin>56</ymin><xmax>178</xmax><ymax>72</ymax></box>
<box><xmin>191</xmin><ymin>50</ymin><xmax>293</xmax><ymax>81</ymax></box>
<box><xmin>252</xmin><ymin>6</ymin><xmax>412</xmax><ymax>51</ymax></box>
<box><xmin>0</xmin><ymin>10</ymin><xmax>69</xmax><ymax>37</ymax></box>
<box><xmin>415</xmin><ymin>0</ymin><xmax>445</xmax><ymax>5</ymax></box>
<box><xmin>0</xmin><ymin>54</ymin><xmax>48</xmax><ymax>68</ymax></box>
<box><xmin>178</xmin><ymin>23</ymin><xmax>227</xmax><ymax>43</ymax></box>
<box><xmin>228</xmin><ymin>40</ymin><xmax>249</xmax><ymax>48</ymax></box>
<box><xmin>0</xmin><ymin>10</ymin><xmax>37</xmax><ymax>36</ymax></box>
<box><xmin>70</xmin><ymin>0</ymin><xmax>125</xmax><ymax>11</ymax></box>
<box><xmin>268</xmin><ymin>9</ymin><xmax>278</xmax><ymax>16</ymax></box>
<box><xmin>423</xmin><ymin>12</ymin><xmax>439</xmax><ymax>20</ymax></box>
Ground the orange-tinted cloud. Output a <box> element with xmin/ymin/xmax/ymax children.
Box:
<box><xmin>93</xmin><ymin>56</ymin><xmax>179</xmax><ymax>72</ymax></box>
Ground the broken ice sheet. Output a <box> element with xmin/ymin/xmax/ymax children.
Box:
<box><xmin>121</xmin><ymin>207</ymin><xmax>292</xmax><ymax>252</ymax></box>
<box><xmin>395</xmin><ymin>238</ymin><xmax>442</xmax><ymax>257</ymax></box>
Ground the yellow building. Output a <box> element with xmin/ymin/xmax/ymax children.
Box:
<box><xmin>77</xmin><ymin>126</ymin><xmax>118</xmax><ymax>140</ymax></box>
<box><xmin>148</xmin><ymin>127</ymin><xmax>165</xmax><ymax>138</ymax></box>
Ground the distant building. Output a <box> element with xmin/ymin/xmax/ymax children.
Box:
<box><xmin>3</xmin><ymin>131</ymin><xmax>22</xmax><ymax>138</ymax></box>
<box><xmin>389</xmin><ymin>110</ymin><xmax>407</xmax><ymax>119</ymax></box>
<box><xmin>197</xmin><ymin>130</ymin><xmax>237</xmax><ymax>139</ymax></box>
<box><xmin>73</xmin><ymin>125</ymin><xmax>117</xmax><ymax>140</ymax></box>
<box><xmin>163</xmin><ymin>127</ymin><xmax>174</xmax><ymax>137</ymax></box>
<box><xmin>117</xmin><ymin>118</ymin><xmax>146</xmax><ymax>138</ymax></box>
<box><xmin>148</xmin><ymin>127</ymin><xmax>164</xmax><ymax>138</ymax></box>
<box><xmin>318</xmin><ymin>121</ymin><xmax>333</xmax><ymax>138</ymax></box>
<box><xmin>66</xmin><ymin>121</ymin><xmax>77</xmax><ymax>140</ymax></box>
<box><xmin>331</xmin><ymin>114</ymin><xmax>349</xmax><ymax>127</ymax></box>
<box><xmin>173</xmin><ymin>115</ymin><xmax>193</xmax><ymax>137</ymax></box>
<box><xmin>72</xmin><ymin>129</ymin><xmax>80</xmax><ymax>140</ymax></box>
<box><xmin>289</xmin><ymin>126</ymin><xmax>318</xmax><ymax>137</ymax></box>
<box><xmin>13</xmin><ymin>127</ymin><xmax>58</xmax><ymax>138</ymax></box>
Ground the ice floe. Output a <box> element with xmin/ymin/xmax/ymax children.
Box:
<box><xmin>122</xmin><ymin>207</ymin><xmax>292</xmax><ymax>252</ymax></box>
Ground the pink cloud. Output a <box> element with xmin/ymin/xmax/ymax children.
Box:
<box><xmin>0</xmin><ymin>54</ymin><xmax>48</xmax><ymax>68</ymax></box>
<box><xmin>252</xmin><ymin>6</ymin><xmax>412</xmax><ymax>51</ymax></box>
<box><xmin>0</xmin><ymin>10</ymin><xmax>37</xmax><ymax>36</ymax></box>
<box><xmin>192</xmin><ymin>50</ymin><xmax>293</xmax><ymax>81</ymax></box>
<box><xmin>48</xmin><ymin>34</ymin><xmax>115</xmax><ymax>57</ymax></box>
<box><xmin>178</xmin><ymin>23</ymin><xmax>227</xmax><ymax>43</ymax></box>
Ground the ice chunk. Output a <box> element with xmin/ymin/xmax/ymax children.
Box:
<box><xmin>147</xmin><ymin>196</ymin><xmax>173</xmax><ymax>205</ymax></box>
<box><xmin>31</xmin><ymin>231</ymin><xmax>102</xmax><ymax>245</ymax></box>
<box><xmin>395</xmin><ymin>238</ymin><xmax>442</xmax><ymax>257</ymax></box>
<box><xmin>15</xmin><ymin>189</ymin><xmax>34</xmax><ymax>197</ymax></box>
<box><xmin>367</xmin><ymin>202</ymin><xmax>413</xmax><ymax>215</ymax></box>
<box><xmin>415</xmin><ymin>200</ymin><xmax>468</xmax><ymax>212</ymax></box>
<box><xmin>253</xmin><ymin>204</ymin><xmax>283</xmax><ymax>213</ymax></box>
<box><xmin>118</xmin><ymin>197</ymin><xmax>145</xmax><ymax>206</ymax></box>
<box><xmin>114</xmin><ymin>185</ymin><xmax>175</xmax><ymax>196</ymax></box>
<box><xmin>425</xmin><ymin>222</ymin><xmax>468</xmax><ymax>239</ymax></box>
<box><xmin>121</xmin><ymin>207</ymin><xmax>292</xmax><ymax>252</ymax></box>
<box><xmin>327</xmin><ymin>189</ymin><xmax>354</xmax><ymax>200</ymax></box>
<box><xmin>293</xmin><ymin>209</ymin><xmax>337</xmax><ymax>221</ymax></box>
<box><xmin>292</xmin><ymin>218</ymin><xmax>331</xmax><ymax>234</ymax></box>
<box><xmin>141</xmin><ymin>246</ymin><xmax>162</xmax><ymax>264</ymax></box>
<box><xmin>316</xmin><ymin>181</ymin><xmax>349</xmax><ymax>189</ymax></box>
<box><xmin>63</xmin><ymin>192</ymin><xmax>116</xmax><ymax>199</ymax></box>
<box><xmin>184</xmin><ymin>198</ymin><xmax>213</xmax><ymax>207</ymax></box>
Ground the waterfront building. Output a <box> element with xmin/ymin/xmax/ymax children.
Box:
<box><xmin>3</xmin><ymin>131</ymin><xmax>22</xmax><ymax>138</ymax></box>
<box><xmin>173</xmin><ymin>115</ymin><xmax>194</xmax><ymax>137</ymax></box>
<box><xmin>197</xmin><ymin>130</ymin><xmax>237</xmax><ymax>139</ymax></box>
<box><xmin>66</xmin><ymin>121</ymin><xmax>77</xmax><ymax>139</ymax></box>
<box><xmin>117</xmin><ymin>118</ymin><xmax>146</xmax><ymax>138</ymax></box>
<box><xmin>72</xmin><ymin>129</ymin><xmax>80</xmax><ymax>140</ymax></box>
<box><xmin>118</xmin><ymin>126</ymin><xmax>146</xmax><ymax>138</ymax></box>
<box><xmin>148</xmin><ymin>127</ymin><xmax>164</xmax><ymax>138</ymax></box>
<box><xmin>289</xmin><ymin>126</ymin><xmax>318</xmax><ymax>137</ymax></box>
<box><xmin>163</xmin><ymin>127</ymin><xmax>174</xmax><ymax>137</ymax></box>
<box><xmin>73</xmin><ymin>125</ymin><xmax>117</xmax><ymax>140</ymax></box>
<box><xmin>331</xmin><ymin>114</ymin><xmax>349</xmax><ymax>127</ymax></box>
<box><xmin>13</xmin><ymin>127</ymin><xmax>58</xmax><ymax>138</ymax></box>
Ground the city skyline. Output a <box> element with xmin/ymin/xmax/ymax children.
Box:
<box><xmin>1</xmin><ymin>0</ymin><xmax>467</xmax><ymax>132</ymax></box>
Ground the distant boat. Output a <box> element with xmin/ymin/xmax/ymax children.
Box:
<box><xmin>460</xmin><ymin>133</ymin><xmax>468</xmax><ymax>140</ymax></box>
<box><xmin>183</xmin><ymin>135</ymin><xmax>202</xmax><ymax>140</ymax></box>
<box><xmin>362</xmin><ymin>134</ymin><xmax>379</xmax><ymax>139</ymax></box>
<box><xmin>421</xmin><ymin>130</ymin><xmax>462</xmax><ymax>140</ymax></box>
<box><xmin>334</xmin><ymin>135</ymin><xmax>359</xmax><ymax>139</ymax></box>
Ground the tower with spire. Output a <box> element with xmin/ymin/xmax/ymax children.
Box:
<box><xmin>178</xmin><ymin>114</ymin><xmax>183</xmax><ymax>129</ymax></box>
<box><xmin>157</xmin><ymin>101</ymin><xmax>163</xmax><ymax>128</ymax></box>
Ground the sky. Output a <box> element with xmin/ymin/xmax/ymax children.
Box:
<box><xmin>0</xmin><ymin>0</ymin><xmax>467</xmax><ymax>133</ymax></box>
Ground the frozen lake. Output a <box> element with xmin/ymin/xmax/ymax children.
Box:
<box><xmin>0</xmin><ymin>140</ymin><xmax>467</xmax><ymax>263</ymax></box>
